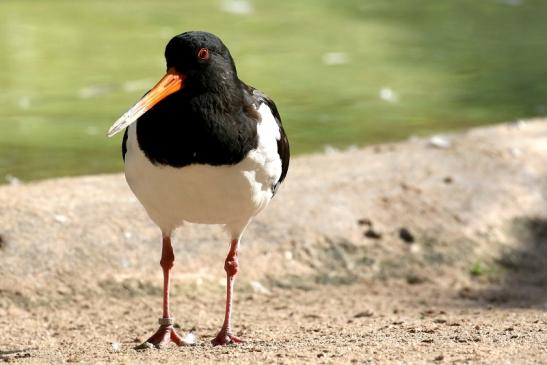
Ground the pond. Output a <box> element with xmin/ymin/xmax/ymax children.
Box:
<box><xmin>1</xmin><ymin>0</ymin><xmax>545</xmax><ymax>182</ymax></box>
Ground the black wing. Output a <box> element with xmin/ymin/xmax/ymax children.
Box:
<box><xmin>242</xmin><ymin>83</ymin><xmax>290</xmax><ymax>194</ymax></box>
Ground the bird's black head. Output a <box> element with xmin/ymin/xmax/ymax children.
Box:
<box><xmin>165</xmin><ymin>31</ymin><xmax>238</xmax><ymax>93</ymax></box>
<box><xmin>106</xmin><ymin>31</ymin><xmax>244</xmax><ymax>137</ymax></box>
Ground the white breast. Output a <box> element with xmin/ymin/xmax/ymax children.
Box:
<box><xmin>124</xmin><ymin>103</ymin><xmax>282</xmax><ymax>238</ymax></box>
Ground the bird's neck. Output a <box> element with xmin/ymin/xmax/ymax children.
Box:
<box><xmin>191</xmin><ymin>82</ymin><xmax>244</xmax><ymax>116</ymax></box>
<box><xmin>134</xmin><ymin>74</ymin><xmax>258</xmax><ymax>168</ymax></box>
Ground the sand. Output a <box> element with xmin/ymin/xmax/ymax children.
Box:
<box><xmin>1</xmin><ymin>119</ymin><xmax>546</xmax><ymax>364</ymax></box>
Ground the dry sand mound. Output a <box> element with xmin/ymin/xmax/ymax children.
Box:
<box><xmin>1</xmin><ymin>120</ymin><xmax>546</xmax><ymax>363</ymax></box>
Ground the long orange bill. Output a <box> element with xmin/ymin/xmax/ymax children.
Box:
<box><xmin>107</xmin><ymin>67</ymin><xmax>185</xmax><ymax>137</ymax></box>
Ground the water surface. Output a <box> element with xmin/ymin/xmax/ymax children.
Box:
<box><xmin>1</xmin><ymin>0</ymin><xmax>545</xmax><ymax>181</ymax></box>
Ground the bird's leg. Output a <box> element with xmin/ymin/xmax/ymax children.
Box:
<box><xmin>136</xmin><ymin>236</ymin><xmax>185</xmax><ymax>349</ymax></box>
<box><xmin>211</xmin><ymin>239</ymin><xmax>243</xmax><ymax>346</ymax></box>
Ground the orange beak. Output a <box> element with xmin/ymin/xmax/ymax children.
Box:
<box><xmin>107</xmin><ymin>67</ymin><xmax>185</xmax><ymax>137</ymax></box>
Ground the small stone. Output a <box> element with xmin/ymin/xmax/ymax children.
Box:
<box><xmin>509</xmin><ymin>147</ymin><xmax>522</xmax><ymax>157</ymax></box>
<box><xmin>513</xmin><ymin>120</ymin><xmax>526</xmax><ymax>128</ymax></box>
<box><xmin>250</xmin><ymin>281</ymin><xmax>271</xmax><ymax>295</ymax></box>
<box><xmin>364</xmin><ymin>228</ymin><xmax>382</xmax><ymax>239</ymax></box>
<box><xmin>357</xmin><ymin>218</ymin><xmax>372</xmax><ymax>226</ymax></box>
<box><xmin>428</xmin><ymin>135</ymin><xmax>451</xmax><ymax>149</ymax></box>
<box><xmin>354</xmin><ymin>310</ymin><xmax>373</xmax><ymax>318</ymax></box>
<box><xmin>284</xmin><ymin>251</ymin><xmax>293</xmax><ymax>260</ymax></box>
<box><xmin>304</xmin><ymin>314</ymin><xmax>322</xmax><ymax>319</ymax></box>
<box><xmin>135</xmin><ymin>342</ymin><xmax>154</xmax><ymax>350</ymax></box>
<box><xmin>53</xmin><ymin>214</ymin><xmax>69</xmax><ymax>224</ymax></box>
<box><xmin>182</xmin><ymin>332</ymin><xmax>197</xmax><ymax>345</ymax></box>
<box><xmin>406</xmin><ymin>274</ymin><xmax>425</xmax><ymax>285</ymax></box>
<box><xmin>5</xmin><ymin>174</ymin><xmax>21</xmax><ymax>186</ymax></box>
<box><xmin>399</xmin><ymin>228</ymin><xmax>415</xmax><ymax>243</ymax></box>
<box><xmin>434</xmin><ymin>354</ymin><xmax>444</xmax><ymax>361</ymax></box>
<box><xmin>111</xmin><ymin>342</ymin><xmax>121</xmax><ymax>352</ymax></box>
<box><xmin>324</xmin><ymin>144</ymin><xmax>342</xmax><ymax>155</ymax></box>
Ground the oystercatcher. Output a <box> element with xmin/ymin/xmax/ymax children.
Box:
<box><xmin>107</xmin><ymin>31</ymin><xmax>289</xmax><ymax>348</ymax></box>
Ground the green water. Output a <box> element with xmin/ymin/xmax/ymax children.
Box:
<box><xmin>1</xmin><ymin>0</ymin><xmax>546</xmax><ymax>182</ymax></box>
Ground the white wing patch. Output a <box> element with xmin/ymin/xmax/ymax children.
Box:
<box><xmin>246</xmin><ymin>103</ymin><xmax>282</xmax><ymax>190</ymax></box>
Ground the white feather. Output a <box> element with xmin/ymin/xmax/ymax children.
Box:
<box><xmin>124</xmin><ymin>103</ymin><xmax>282</xmax><ymax>238</ymax></box>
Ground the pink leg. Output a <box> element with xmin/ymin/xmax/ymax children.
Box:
<box><xmin>136</xmin><ymin>236</ymin><xmax>184</xmax><ymax>349</ymax></box>
<box><xmin>211</xmin><ymin>239</ymin><xmax>243</xmax><ymax>346</ymax></box>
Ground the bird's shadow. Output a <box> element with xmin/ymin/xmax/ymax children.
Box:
<box><xmin>476</xmin><ymin>216</ymin><xmax>547</xmax><ymax>307</ymax></box>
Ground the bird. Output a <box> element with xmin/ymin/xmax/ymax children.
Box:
<box><xmin>107</xmin><ymin>31</ymin><xmax>289</xmax><ymax>348</ymax></box>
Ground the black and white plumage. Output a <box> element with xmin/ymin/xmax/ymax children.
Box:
<box><xmin>107</xmin><ymin>31</ymin><xmax>289</xmax><ymax>347</ymax></box>
<box><xmin>122</xmin><ymin>89</ymin><xmax>288</xmax><ymax>237</ymax></box>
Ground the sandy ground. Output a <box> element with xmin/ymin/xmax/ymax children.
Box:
<box><xmin>1</xmin><ymin>120</ymin><xmax>547</xmax><ymax>364</ymax></box>
<box><xmin>1</xmin><ymin>282</ymin><xmax>546</xmax><ymax>364</ymax></box>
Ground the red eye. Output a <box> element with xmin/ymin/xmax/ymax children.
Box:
<box><xmin>197</xmin><ymin>48</ymin><xmax>209</xmax><ymax>60</ymax></box>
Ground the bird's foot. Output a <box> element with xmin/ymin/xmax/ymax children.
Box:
<box><xmin>211</xmin><ymin>329</ymin><xmax>243</xmax><ymax>346</ymax></box>
<box><xmin>135</xmin><ymin>319</ymin><xmax>186</xmax><ymax>349</ymax></box>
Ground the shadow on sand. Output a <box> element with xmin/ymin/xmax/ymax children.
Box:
<box><xmin>473</xmin><ymin>216</ymin><xmax>547</xmax><ymax>308</ymax></box>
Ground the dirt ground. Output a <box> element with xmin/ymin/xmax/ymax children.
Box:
<box><xmin>1</xmin><ymin>282</ymin><xmax>546</xmax><ymax>364</ymax></box>
<box><xmin>1</xmin><ymin>120</ymin><xmax>547</xmax><ymax>364</ymax></box>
